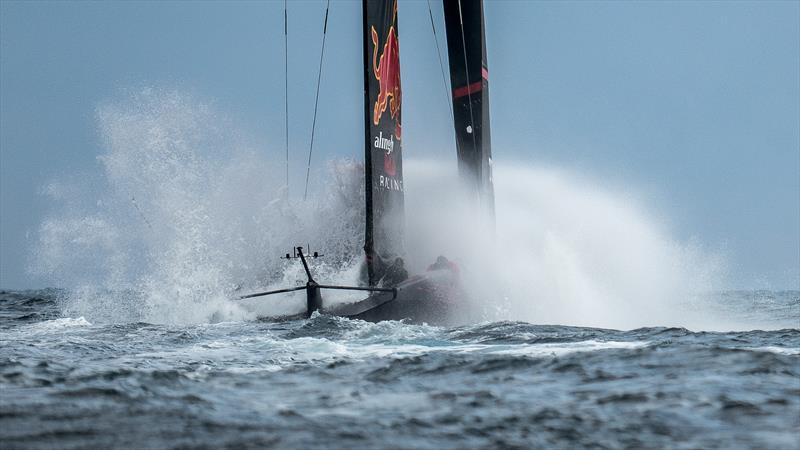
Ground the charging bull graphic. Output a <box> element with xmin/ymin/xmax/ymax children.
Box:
<box><xmin>371</xmin><ymin>24</ymin><xmax>401</xmax><ymax>137</ymax></box>
<box><xmin>371</xmin><ymin>0</ymin><xmax>401</xmax><ymax>176</ymax></box>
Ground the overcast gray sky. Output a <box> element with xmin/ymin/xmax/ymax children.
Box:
<box><xmin>1</xmin><ymin>0</ymin><xmax>798</xmax><ymax>289</ymax></box>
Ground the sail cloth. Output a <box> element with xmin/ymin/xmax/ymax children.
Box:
<box><xmin>443</xmin><ymin>0</ymin><xmax>495</xmax><ymax>220</ymax></box>
<box><xmin>363</xmin><ymin>0</ymin><xmax>405</xmax><ymax>285</ymax></box>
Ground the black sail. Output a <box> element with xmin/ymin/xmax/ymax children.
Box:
<box><xmin>443</xmin><ymin>0</ymin><xmax>495</xmax><ymax>219</ymax></box>
<box><xmin>363</xmin><ymin>0</ymin><xmax>405</xmax><ymax>285</ymax></box>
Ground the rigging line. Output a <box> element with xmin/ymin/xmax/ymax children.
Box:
<box><xmin>284</xmin><ymin>0</ymin><xmax>289</xmax><ymax>197</ymax></box>
<box><xmin>303</xmin><ymin>0</ymin><xmax>330</xmax><ymax>201</ymax></box>
<box><xmin>427</xmin><ymin>0</ymin><xmax>454</xmax><ymax>124</ymax></box>
<box><xmin>457</xmin><ymin>0</ymin><xmax>478</xmax><ymax>157</ymax></box>
<box><xmin>130</xmin><ymin>196</ymin><xmax>153</xmax><ymax>231</ymax></box>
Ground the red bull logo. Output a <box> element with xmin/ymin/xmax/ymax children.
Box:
<box><xmin>371</xmin><ymin>0</ymin><xmax>402</xmax><ymax>145</ymax></box>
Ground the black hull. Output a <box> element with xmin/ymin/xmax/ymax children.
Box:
<box><xmin>253</xmin><ymin>269</ymin><xmax>463</xmax><ymax>325</ymax></box>
<box><xmin>327</xmin><ymin>269</ymin><xmax>458</xmax><ymax>324</ymax></box>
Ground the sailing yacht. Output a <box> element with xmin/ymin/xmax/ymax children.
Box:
<box><xmin>239</xmin><ymin>0</ymin><xmax>494</xmax><ymax>324</ymax></box>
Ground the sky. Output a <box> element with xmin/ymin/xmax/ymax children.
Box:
<box><xmin>1</xmin><ymin>0</ymin><xmax>798</xmax><ymax>289</ymax></box>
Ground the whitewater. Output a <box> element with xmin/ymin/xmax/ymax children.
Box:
<box><xmin>3</xmin><ymin>90</ymin><xmax>798</xmax><ymax>449</ymax></box>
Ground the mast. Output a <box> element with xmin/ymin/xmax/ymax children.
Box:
<box><xmin>363</xmin><ymin>0</ymin><xmax>405</xmax><ymax>285</ymax></box>
<box><xmin>443</xmin><ymin>0</ymin><xmax>495</xmax><ymax>222</ymax></box>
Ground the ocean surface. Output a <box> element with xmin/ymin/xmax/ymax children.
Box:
<box><xmin>1</xmin><ymin>289</ymin><xmax>798</xmax><ymax>449</ymax></box>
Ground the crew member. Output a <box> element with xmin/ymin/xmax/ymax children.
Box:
<box><xmin>427</xmin><ymin>255</ymin><xmax>459</xmax><ymax>275</ymax></box>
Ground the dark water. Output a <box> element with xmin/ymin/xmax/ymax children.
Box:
<box><xmin>1</xmin><ymin>290</ymin><xmax>799</xmax><ymax>449</ymax></box>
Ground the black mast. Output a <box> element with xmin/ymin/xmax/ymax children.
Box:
<box><xmin>362</xmin><ymin>0</ymin><xmax>375</xmax><ymax>286</ymax></box>
<box><xmin>443</xmin><ymin>0</ymin><xmax>495</xmax><ymax>221</ymax></box>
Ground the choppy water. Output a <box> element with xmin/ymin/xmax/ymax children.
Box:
<box><xmin>1</xmin><ymin>289</ymin><xmax>798</xmax><ymax>449</ymax></box>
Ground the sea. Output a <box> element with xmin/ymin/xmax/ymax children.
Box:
<box><xmin>5</xmin><ymin>90</ymin><xmax>799</xmax><ymax>448</ymax></box>
<box><xmin>1</xmin><ymin>288</ymin><xmax>798</xmax><ymax>449</ymax></box>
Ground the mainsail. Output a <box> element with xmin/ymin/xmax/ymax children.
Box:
<box><xmin>443</xmin><ymin>0</ymin><xmax>495</xmax><ymax>219</ymax></box>
<box><xmin>363</xmin><ymin>0</ymin><xmax>405</xmax><ymax>285</ymax></box>
<box><xmin>238</xmin><ymin>0</ymin><xmax>476</xmax><ymax>324</ymax></box>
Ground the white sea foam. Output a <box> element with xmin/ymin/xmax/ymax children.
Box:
<box><xmin>344</xmin><ymin>339</ymin><xmax>649</xmax><ymax>360</ymax></box>
<box><xmin>4</xmin><ymin>317</ymin><xmax>94</xmax><ymax>339</ymax></box>
<box><xmin>747</xmin><ymin>346</ymin><xmax>800</xmax><ymax>356</ymax></box>
<box><xmin>33</xmin><ymin>317</ymin><xmax>93</xmax><ymax>329</ymax></box>
<box><xmin>244</xmin><ymin>337</ymin><xmax>649</xmax><ymax>365</ymax></box>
